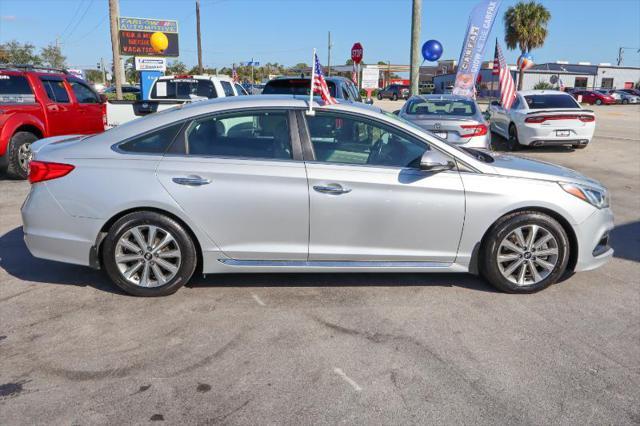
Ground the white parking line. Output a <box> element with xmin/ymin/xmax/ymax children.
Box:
<box><xmin>252</xmin><ymin>294</ymin><xmax>266</xmax><ymax>306</ymax></box>
<box><xmin>333</xmin><ymin>367</ymin><xmax>362</xmax><ymax>392</ymax></box>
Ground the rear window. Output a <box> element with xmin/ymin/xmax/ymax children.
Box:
<box><xmin>262</xmin><ymin>79</ymin><xmax>337</xmax><ymax>97</ymax></box>
<box><xmin>151</xmin><ymin>78</ymin><xmax>217</xmax><ymax>100</ymax></box>
<box><xmin>405</xmin><ymin>98</ymin><xmax>477</xmax><ymax>116</ymax></box>
<box><xmin>0</xmin><ymin>74</ymin><xmax>35</xmax><ymax>103</ymax></box>
<box><xmin>220</xmin><ymin>81</ymin><xmax>235</xmax><ymax>96</ymax></box>
<box><xmin>524</xmin><ymin>94</ymin><xmax>580</xmax><ymax>109</ymax></box>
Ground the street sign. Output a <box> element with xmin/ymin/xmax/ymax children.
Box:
<box><xmin>361</xmin><ymin>67</ymin><xmax>379</xmax><ymax>89</ymax></box>
<box><xmin>118</xmin><ymin>17</ymin><xmax>179</xmax><ymax>57</ymax></box>
<box><xmin>135</xmin><ymin>57</ymin><xmax>167</xmax><ymax>71</ymax></box>
<box><xmin>351</xmin><ymin>42</ymin><xmax>363</xmax><ymax>64</ymax></box>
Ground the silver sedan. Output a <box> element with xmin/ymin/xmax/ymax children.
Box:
<box><xmin>398</xmin><ymin>94</ymin><xmax>491</xmax><ymax>149</ymax></box>
<box><xmin>22</xmin><ymin>96</ymin><xmax>613</xmax><ymax>296</ymax></box>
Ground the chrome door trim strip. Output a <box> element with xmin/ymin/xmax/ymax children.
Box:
<box><xmin>218</xmin><ymin>259</ymin><xmax>450</xmax><ymax>268</ymax></box>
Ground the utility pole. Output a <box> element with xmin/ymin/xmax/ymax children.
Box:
<box><xmin>327</xmin><ymin>31</ymin><xmax>332</xmax><ymax>76</ymax></box>
<box><xmin>100</xmin><ymin>57</ymin><xmax>107</xmax><ymax>84</ymax></box>
<box><xmin>108</xmin><ymin>0</ymin><xmax>123</xmax><ymax>100</ymax></box>
<box><xmin>196</xmin><ymin>0</ymin><xmax>203</xmax><ymax>73</ymax></box>
<box><xmin>409</xmin><ymin>0</ymin><xmax>422</xmax><ymax>96</ymax></box>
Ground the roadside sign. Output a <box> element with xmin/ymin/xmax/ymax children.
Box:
<box><xmin>118</xmin><ymin>17</ymin><xmax>179</xmax><ymax>57</ymax></box>
<box><xmin>351</xmin><ymin>42</ymin><xmax>363</xmax><ymax>64</ymax></box>
<box><xmin>361</xmin><ymin>67</ymin><xmax>379</xmax><ymax>89</ymax></box>
<box><xmin>135</xmin><ymin>57</ymin><xmax>167</xmax><ymax>72</ymax></box>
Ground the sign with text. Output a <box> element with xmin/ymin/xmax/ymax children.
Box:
<box><xmin>351</xmin><ymin>42</ymin><xmax>363</xmax><ymax>64</ymax></box>
<box><xmin>118</xmin><ymin>16</ymin><xmax>179</xmax><ymax>57</ymax></box>
<box><xmin>361</xmin><ymin>67</ymin><xmax>379</xmax><ymax>89</ymax></box>
<box><xmin>135</xmin><ymin>56</ymin><xmax>167</xmax><ymax>71</ymax></box>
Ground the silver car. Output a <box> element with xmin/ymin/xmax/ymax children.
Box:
<box><xmin>22</xmin><ymin>96</ymin><xmax>613</xmax><ymax>296</ymax></box>
<box><xmin>399</xmin><ymin>95</ymin><xmax>490</xmax><ymax>149</ymax></box>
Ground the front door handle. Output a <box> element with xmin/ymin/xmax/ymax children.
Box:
<box><xmin>313</xmin><ymin>184</ymin><xmax>352</xmax><ymax>195</ymax></box>
<box><xmin>172</xmin><ymin>175</ymin><xmax>211</xmax><ymax>186</ymax></box>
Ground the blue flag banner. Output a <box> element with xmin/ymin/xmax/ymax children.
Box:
<box><xmin>453</xmin><ymin>0</ymin><xmax>502</xmax><ymax>97</ymax></box>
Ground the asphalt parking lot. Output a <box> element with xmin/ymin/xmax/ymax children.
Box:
<box><xmin>1</xmin><ymin>103</ymin><xmax>638</xmax><ymax>424</ymax></box>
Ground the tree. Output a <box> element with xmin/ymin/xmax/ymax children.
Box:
<box><xmin>533</xmin><ymin>81</ymin><xmax>552</xmax><ymax>90</ymax></box>
<box><xmin>0</xmin><ymin>40</ymin><xmax>41</xmax><ymax>65</ymax></box>
<box><xmin>503</xmin><ymin>1</ymin><xmax>550</xmax><ymax>90</ymax></box>
<box><xmin>166</xmin><ymin>60</ymin><xmax>187</xmax><ymax>75</ymax></box>
<box><xmin>40</xmin><ymin>43</ymin><xmax>66</xmax><ymax>69</ymax></box>
<box><xmin>84</xmin><ymin>69</ymin><xmax>104</xmax><ymax>84</ymax></box>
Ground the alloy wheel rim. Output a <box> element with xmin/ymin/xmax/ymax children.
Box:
<box><xmin>18</xmin><ymin>143</ymin><xmax>32</xmax><ymax>171</ymax></box>
<box><xmin>115</xmin><ymin>225</ymin><xmax>182</xmax><ymax>288</ymax></box>
<box><xmin>497</xmin><ymin>224</ymin><xmax>559</xmax><ymax>286</ymax></box>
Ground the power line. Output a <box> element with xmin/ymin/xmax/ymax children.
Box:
<box><xmin>64</xmin><ymin>14</ymin><xmax>109</xmax><ymax>45</ymax></box>
<box><xmin>58</xmin><ymin>0</ymin><xmax>86</xmax><ymax>39</ymax></box>
<box><xmin>61</xmin><ymin>0</ymin><xmax>94</xmax><ymax>43</ymax></box>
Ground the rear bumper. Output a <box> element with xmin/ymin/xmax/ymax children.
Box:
<box><xmin>518</xmin><ymin>123</ymin><xmax>595</xmax><ymax>146</ymax></box>
<box><xmin>573</xmin><ymin>207</ymin><xmax>614</xmax><ymax>272</ymax></box>
<box><xmin>21</xmin><ymin>184</ymin><xmax>102</xmax><ymax>267</ymax></box>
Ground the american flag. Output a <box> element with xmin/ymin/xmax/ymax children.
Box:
<box><xmin>351</xmin><ymin>62</ymin><xmax>358</xmax><ymax>85</ymax></box>
<box><xmin>232</xmin><ymin>64</ymin><xmax>239</xmax><ymax>83</ymax></box>
<box><xmin>312</xmin><ymin>53</ymin><xmax>337</xmax><ymax>105</ymax></box>
<box><xmin>493</xmin><ymin>40</ymin><xmax>516</xmax><ymax>109</ymax></box>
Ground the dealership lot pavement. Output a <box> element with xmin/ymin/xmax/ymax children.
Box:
<box><xmin>1</xmin><ymin>104</ymin><xmax>638</xmax><ymax>424</ymax></box>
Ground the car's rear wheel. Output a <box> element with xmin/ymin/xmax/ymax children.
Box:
<box><xmin>622</xmin><ymin>99</ymin><xmax>629</xmax><ymax>105</ymax></box>
<box><xmin>508</xmin><ymin>123</ymin><xmax>521</xmax><ymax>151</ymax></box>
<box><xmin>481</xmin><ymin>211</ymin><xmax>570</xmax><ymax>293</ymax></box>
<box><xmin>392</xmin><ymin>93</ymin><xmax>398</xmax><ymax>101</ymax></box>
<box><xmin>6</xmin><ymin>131</ymin><xmax>38</xmax><ymax>179</ymax></box>
<box><xmin>377</xmin><ymin>93</ymin><xmax>382</xmax><ymax>100</ymax></box>
<box><xmin>102</xmin><ymin>211</ymin><xmax>197</xmax><ymax>296</ymax></box>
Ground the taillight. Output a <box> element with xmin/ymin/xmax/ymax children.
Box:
<box><xmin>525</xmin><ymin>114</ymin><xmax>594</xmax><ymax>124</ymax></box>
<box><xmin>29</xmin><ymin>161</ymin><xmax>75</xmax><ymax>184</ymax></box>
<box><xmin>579</xmin><ymin>115</ymin><xmax>595</xmax><ymax>122</ymax></box>
<box><xmin>525</xmin><ymin>116</ymin><xmax>547</xmax><ymax>123</ymax></box>
<box><xmin>460</xmin><ymin>124</ymin><xmax>487</xmax><ymax>137</ymax></box>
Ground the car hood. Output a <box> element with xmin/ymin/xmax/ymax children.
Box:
<box><xmin>487</xmin><ymin>153</ymin><xmax>603</xmax><ymax>189</ymax></box>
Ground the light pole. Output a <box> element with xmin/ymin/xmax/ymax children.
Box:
<box><xmin>409</xmin><ymin>0</ymin><xmax>422</xmax><ymax>96</ymax></box>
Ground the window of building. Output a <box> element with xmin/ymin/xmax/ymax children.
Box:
<box><xmin>574</xmin><ymin>77</ymin><xmax>588</xmax><ymax>88</ymax></box>
<box><xmin>600</xmin><ymin>78</ymin><xmax>614</xmax><ymax>89</ymax></box>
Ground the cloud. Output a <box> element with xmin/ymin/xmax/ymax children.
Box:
<box><xmin>1</xmin><ymin>16</ymin><xmax>17</xmax><ymax>22</ymax></box>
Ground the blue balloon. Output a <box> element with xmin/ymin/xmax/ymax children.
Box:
<box><xmin>422</xmin><ymin>39</ymin><xmax>443</xmax><ymax>62</ymax></box>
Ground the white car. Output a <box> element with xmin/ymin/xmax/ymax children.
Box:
<box><xmin>488</xmin><ymin>90</ymin><xmax>596</xmax><ymax>150</ymax></box>
<box><xmin>106</xmin><ymin>74</ymin><xmax>245</xmax><ymax>128</ymax></box>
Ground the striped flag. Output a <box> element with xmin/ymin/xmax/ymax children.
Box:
<box><xmin>312</xmin><ymin>52</ymin><xmax>337</xmax><ymax>105</ymax></box>
<box><xmin>232</xmin><ymin>64</ymin><xmax>239</xmax><ymax>83</ymax></box>
<box><xmin>351</xmin><ymin>62</ymin><xmax>358</xmax><ymax>85</ymax></box>
<box><xmin>494</xmin><ymin>40</ymin><xmax>516</xmax><ymax>109</ymax></box>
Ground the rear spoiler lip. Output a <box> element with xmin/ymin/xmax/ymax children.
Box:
<box><xmin>525</xmin><ymin>109</ymin><xmax>594</xmax><ymax>115</ymax></box>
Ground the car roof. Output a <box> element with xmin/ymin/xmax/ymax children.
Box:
<box><xmin>518</xmin><ymin>90</ymin><xmax>572</xmax><ymax>96</ymax></box>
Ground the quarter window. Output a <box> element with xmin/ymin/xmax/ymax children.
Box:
<box><xmin>307</xmin><ymin>112</ymin><xmax>428</xmax><ymax>168</ymax></box>
<box><xmin>69</xmin><ymin>80</ymin><xmax>99</xmax><ymax>103</ymax></box>
<box><xmin>40</xmin><ymin>78</ymin><xmax>70</xmax><ymax>103</ymax></box>
<box><xmin>118</xmin><ymin>123</ymin><xmax>184</xmax><ymax>154</ymax></box>
<box><xmin>185</xmin><ymin>111</ymin><xmax>291</xmax><ymax>160</ymax></box>
<box><xmin>220</xmin><ymin>81</ymin><xmax>235</xmax><ymax>96</ymax></box>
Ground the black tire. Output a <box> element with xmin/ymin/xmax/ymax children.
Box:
<box><xmin>508</xmin><ymin>124</ymin><xmax>521</xmax><ymax>151</ymax></box>
<box><xmin>595</xmin><ymin>99</ymin><xmax>602</xmax><ymax>105</ymax></box>
<box><xmin>392</xmin><ymin>93</ymin><xmax>398</xmax><ymax>101</ymax></box>
<box><xmin>102</xmin><ymin>211</ymin><xmax>197</xmax><ymax>297</ymax></box>
<box><xmin>622</xmin><ymin>99</ymin><xmax>629</xmax><ymax>105</ymax></box>
<box><xmin>377</xmin><ymin>93</ymin><xmax>383</xmax><ymax>100</ymax></box>
<box><xmin>481</xmin><ymin>211</ymin><xmax>570</xmax><ymax>293</ymax></box>
<box><xmin>6</xmin><ymin>131</ymin><xmax>38</xmax><ymax>179</ymax></box>
<box><xmin>572</xmin><ymin>144</ymin><xmax>587</xmax><ymax>150</ymax></box>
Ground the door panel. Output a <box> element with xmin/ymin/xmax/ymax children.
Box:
<box><xmin>306</xmin><ymin>163</ymin><xmax>465</xmax><ymax>261</ymax></box>
<box><xmin>157</xmin><ymin>110</ymin><xmax>309</xmax><ymax>260</ymax></box>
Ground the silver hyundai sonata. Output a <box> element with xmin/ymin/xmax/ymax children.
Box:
<box><xmin>22</xmin><ymin>96</ymin><xmax>613</xmax><ymax>296</ymax></box>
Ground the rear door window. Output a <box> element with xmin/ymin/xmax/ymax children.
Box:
<box><xmin>69</xmin><ymin>79</ymin><xmax>100</xmax><ymax>103</ymax></box>
<box><xmin>151</xmin><ymin>78</ymin><xmax>217</xmax><ymax>99</ymax></box>
<box><xmin>220</xmin><ymin>81</ymin><xmax>235</xmax><ymax>96</ymax></box>
<box><xmin>118</xmin><ymin>122</ymin><xmax>184</xmax><ymax>154</ymax></box>
<box><xmin>40</xmin><ymin>78</ymin><xmax>70</xmax><ymax>103</ymax></box>
<box><xmin>0</xmin><ymin>74</ymin><xmax>35</xmax><ymax>103</ymax></box>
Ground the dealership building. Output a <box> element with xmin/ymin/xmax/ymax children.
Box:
<box><xmin>431</xmin><ymin>61</ymin><xmax>640</xmax><ymax>95</ymax></box>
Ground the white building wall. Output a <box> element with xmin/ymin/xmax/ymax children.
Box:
<box><xmin>596</xmin><ymin>67</ymin><xmax>640</xmax><ymax>89</ymax></box>
<box><xmin>520</xmin><ymin>72</ymin><xmax>596</xmax><ymax>90</ymax></box>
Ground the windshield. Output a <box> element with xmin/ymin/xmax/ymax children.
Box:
<box><xmin>405</xmin><ymin>98</ymin><xmax>476</xmax><ymax>116</ymax></box>
<box><xmin>524</xmin><ymin>94</ymin><xmax>580</xmax><ymax>109</ymax></box>
<box><xmin>262</xmin><ymin>79</ymin><xmax>337</xmax><ymax>97</ymax></box>
<box><xmin>151</xmin><ymin>78</ymin><xmax>217</xmax><ymax>99</ymax></box>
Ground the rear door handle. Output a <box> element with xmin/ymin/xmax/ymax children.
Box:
<box><xmin>172</xmin><ymin>175</ymin><xmax>211</xmax><ymax>186</ymax></box>
<box><xmin>313</xmin><ymin>184</ymin><xmax>352</xmax><ymax>195</ymax></box>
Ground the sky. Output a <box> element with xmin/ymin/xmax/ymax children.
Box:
<box><xmin>0</xmin><ymin>0</ymin><xmax>639</xmax><ymax>70</ymax></box>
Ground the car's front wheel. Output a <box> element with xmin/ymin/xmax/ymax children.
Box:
<box><xmin>622</xmin><ymin>99</ymin><xmax>629</xmax><ymax>105</ymax></box>
<box><xmin>595</xmin><ymin>99</ymin><xmax>602</xmax><ymax>105</ymax></box>
<box><xmin>102</xmin><ymin>211</ymin><xmax>197</xmax><ymax>296</ymax></box>
<box><xmin>392</xmin><ymin>93</ymin><xmax>398</xmax><ymax>101</ymax></box>
<box><xmin>377</xmin><ymin>93</ymin><xmax>383</xmax><ymax>100</ymax></box>
<box><xmin>481</xmin><ymin>211</ymin><xmax>570</xmax><ymax>293</ymax></box>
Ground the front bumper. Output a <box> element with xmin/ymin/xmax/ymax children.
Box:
<box><xmin>573</xmin><ymin>207</ymin><xmax>614</xmax><ymax>272</ymax></box>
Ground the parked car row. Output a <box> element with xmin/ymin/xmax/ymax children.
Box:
<box><xmin>571</xmin><ymin>88</ymin><xmax>640</xmax><ymax>105</ymax></box>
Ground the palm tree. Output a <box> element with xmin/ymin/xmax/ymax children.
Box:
<box><xmin>504</xmin><ymin>1</ymin><xmax>551</xmax><ymax>90</ymax></box>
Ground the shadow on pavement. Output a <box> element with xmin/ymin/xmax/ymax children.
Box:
<box><xmin>490</xmin><ymin>133</ymin><xmax>576</xmax><ymax>153</ymax></box>
<box><xmin>1</xmin><ymin>226</ymin><xmax>498</xmax><ymax>295</ymax></box>
<box><xmin>610</xmin><ymin>221</ymin><xmax>640</xmax><ymax>262</ymax></box>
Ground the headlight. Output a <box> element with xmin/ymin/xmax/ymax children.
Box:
<box><xmin>559</xmin><ymin>182</ymin><xmax>609</xmax><ymax>209</ymax></box>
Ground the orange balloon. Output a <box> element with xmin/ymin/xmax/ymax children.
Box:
<box><xmin>150</xmin><ymin>32</ymin><xmax>168</xmax><ymax>53</ymax></box>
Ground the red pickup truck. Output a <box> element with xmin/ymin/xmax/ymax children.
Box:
<box><xmin>0</xmin><ymin>66</ymin><xmax>106</xmax><ymax>179</ymax></box>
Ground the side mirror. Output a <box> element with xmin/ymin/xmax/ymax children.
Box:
<box><xmin>419</xmin><ymin>150</ymin><xmax>454</xmax><ymax>172</ymax></box>
<box><xmin>99</xmin><ymin>94</ymin><xmax>108</xmax><ymax>103</ymax></box>
<box><xmin>392</xmin><ymin>110</ymin><xmax>400</xmax><ymax>116</ymax></box>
